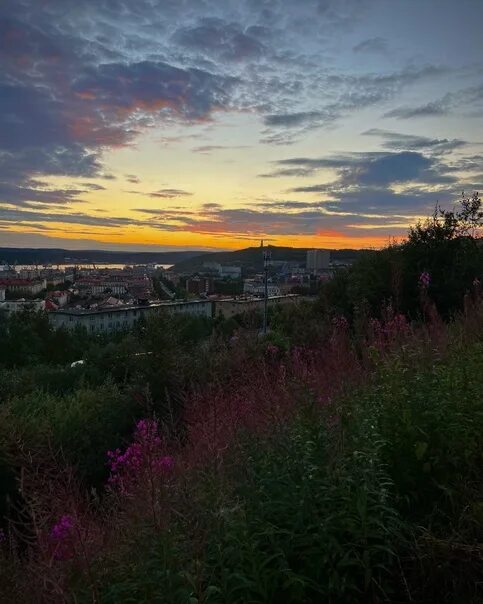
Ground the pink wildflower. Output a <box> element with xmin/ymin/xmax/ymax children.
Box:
<box><xmin>50</xmin><ymin>515</ymin><xmax>75</xmax><ymax>561</ymax></box>
<box><xmin>107</xmin><ymin>419</ymin><xmax>174</xmax><ymax>495</ymax></box>
<box><xmin>419</xmin><ymin>271</ymin><xmax>431</xmax><ymax>288</ymax></box>
<box><xmin>50</xmin><ymin>515</ymin><xmax>74</xmax><ymax>540</ymax></box>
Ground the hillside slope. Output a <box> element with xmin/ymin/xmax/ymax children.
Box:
<box><xmin>172</xmin><ymin>245</ymin><xmax>365</xmax><ymax>271</ymax></box>
<box><xmin>0</xmin><ymin>248</ymin><xmax>208</xmax><ymax>265</ymax></box>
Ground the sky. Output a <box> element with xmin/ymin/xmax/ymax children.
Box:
<box><xmin>1</xmin><ymin>0</ymin><xmax>483</xmax><ymax>252</ymax></box>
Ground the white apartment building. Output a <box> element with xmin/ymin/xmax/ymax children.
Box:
<box><xmin>0</xmin><ymin>299</ymin><xmax>46</xmax><ymax>314</ymax></box>
<box><xmin>0</xmin><ymin>279</ymin><xmax>47</xmax><ymax>296</ymax></box>
<box><xmin>306</xmin><ymin>249</ymin><xmax>330</xmax><ymax>272</ymax></box>
<box><xmin>48</xmin><ymin>299</ymin><xmax>213</xmax><ymax>332</ymax></box>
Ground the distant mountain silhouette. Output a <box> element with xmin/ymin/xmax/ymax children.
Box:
<box><xmin>0</xmin><ymin>248</ymin><xmax>208</xmax><ymax>266</ymax></box>
<box><xmin>172</xmin><ymin>246</ymin><xmax>365</xmax><ymax>272</ymax></box>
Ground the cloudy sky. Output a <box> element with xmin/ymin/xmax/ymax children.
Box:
<box><xmin>1</xmin><ymin>0</ymin><xmax>482</xmax><ymax>251</ymax></box>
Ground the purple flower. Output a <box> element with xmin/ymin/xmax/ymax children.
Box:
<box><xmin>50</xmin><ymin>515</ymin><xmax>74</xmax><ymax>541</ymax></box>
<box><xmin>419</xmin><ymin>271</ymin><xmax>431</xmax><ymax>288</ymax></box>
<box><xmin>106</xmin><ymin>419</ymin><xmax>175</xmax><ymax>494</ymax></box>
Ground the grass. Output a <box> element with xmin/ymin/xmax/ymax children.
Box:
<box><xmin>77</xmin><ymin>315</ymin><xmax>483</xmax><ymax>603</ymax></box>
<box><xmin>1</xmin><ymin>308</ymin><xmax>483</xmax><ymax>603</ymax></box>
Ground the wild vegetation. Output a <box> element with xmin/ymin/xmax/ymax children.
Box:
<box><xmin>0</xmin><ymin>193</ymin><xmax>482</xmax><ymax>603</ymax></box>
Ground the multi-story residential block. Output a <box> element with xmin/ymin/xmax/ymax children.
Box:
<box><xmin>186</xmin><ymin>276</ymin><xmax>214</xmax><ymax>295</ymax></box>
<box><xmin>220</xmin><ymin>265</ymin><xmax>242</xmax><ymax>278</ymax></box>
<box><xmin>201</xmin><ymin>263</ymin><xmax>242</xmax><ymax>278</ymax></box>
<box><xmin>0</xmin><ymin>279</ymin><xmax>47</xmax><ymax>296</ymax></box>
<box><xmin>48</xmin><ymin>299</ymin><xmax>213</xmax><ymax>332</ymax></box>
<box><xmin>47</xmin><ymin>295</ymin><xmax>300</xmax><ymax>331</ymax></box>
<box><xmin>306</xmin><ymin>249</ymin><xmax>330</xmax><ymax>272</ymax></box>
<box><xmin>0</xmin><ymin>299</ymin><xmax>46</xmax><ymax>314</ymax></box>
<box><xmin>213</xmin><ymin>295</ymin><xmax>299</xmax><ymax>319</ymax></box>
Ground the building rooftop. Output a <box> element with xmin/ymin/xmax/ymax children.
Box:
<box><xmin>0</xmin><ymin>278</ymin><xmax>44</xmax><ymax>286</ymax></box>
<box><xmin>50</xmin><ymin>298</ymin><xmax>212</xmax><ymax>315</ymax></box>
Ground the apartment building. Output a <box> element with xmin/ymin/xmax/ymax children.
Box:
<box><xmin>48</xmin><ymin>299</ymin><xmax>212</xmax><ymax>332</ymax></box>
<box><xmin>0</xmin><ymin>278</ymin><xmax>47</xmax><ymax>296</ymax></box>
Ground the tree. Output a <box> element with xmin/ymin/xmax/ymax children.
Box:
<box><xmin>408</xmin><ymin>191</ymin><xmax>482</xmax><ymax>245</ymax></box>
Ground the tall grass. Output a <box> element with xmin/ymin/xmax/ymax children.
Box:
<box><xmin>1</xmin><ymin>303</ymin><xmax>483</xmax><ymax>603</ymax></box>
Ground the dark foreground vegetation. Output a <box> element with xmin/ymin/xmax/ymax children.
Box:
<box><xmin>0</xmin><ymin>193</ymin><xmax>482</xmax><ymax>603</ymax></box>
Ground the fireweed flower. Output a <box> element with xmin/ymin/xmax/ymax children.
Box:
<box><xmin>50</xmin><ymin>515</ymin><xmax>74</xmax><ymax>540</ymax></box>
<box><xmin>332</xmin><ymin>315</ymin><xmax>349</xmax><ymax>330</ymax></box>
<box><xmin>419</xmin><ymin>271</ymin><xmax>431</xmax><ymax>288</ymax></box>
<box><xmin>107</xmin><ymin>419</ymin><xmax>174</xmax><ymax>494</ymax></box>
<box><xmin>50</xmin><ymin>515</ymin><xmax>75</xmax><ymax>561</ymax></box>
<box><xmin>266</xmin><ymin>343</ymin><xmax>279</xmax><ymax>355</ymax></box>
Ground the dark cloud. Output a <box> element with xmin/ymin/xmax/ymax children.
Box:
<box><xmin>82</xmin><ymin>182</ymin><xmax>106</xmax><ymax>190</ymax></box>
<box><xmin>258</xmin><ymin>168</ymin><xmax>315</xmax><ymax>178</ymax></box>
<box><xmin>353</xmin><ymin>37</ymin><xmax>387</xmax><ymax>53</ymax></box>
<box><xmin>72</xmin><ymin>61</ymin><xmax>236</xmax><ymax>123</ymax></box>
<box><xmin>323</xmin><ymin>65</ymin><xmax>449</xmax><ymax>115</ymax></box>
<box><xmin>192</xmin><ymin>145</ymin><xmax>227</xmax><ymax>153</ymax></box>
<box><xmin>191</xmin><ymin>145</ymin><xmax>248</xmax><ymax>153</ymax></box>
<box><xmin>284</xmin><ymin>150</ymin><xmax>456</xmax><ymax>188</ymax></box>
<box><xmin>149</xmin><ymin>189</ymin><xmax>193</xmax><ymax>198</ymax></box>
<box><xmin>259</xmin><ymin>65</ymin><xmax>450</xmax><ymax>144</ymax></box>
<box><xmin>127</xmin><ymin>188</ymin><xmax>193</xmax><ymax>199</ymax></box>
<box><xmin>264</xmin><ymin>111</ymin><xmax>331</xmax><ymax>128</ymax></box>
<box><xmin>0</xmin><ymin>181</ymin><xmax>87</xmax><ymax>206</ymax></box>
<box><xmin>0</xmin><ymin>206</ymin><xmax>152</xmax><ymax>229</ymax></box>
<box><xmin>362</xmin><ymin>129</ymin><xmax>467</xmax><ymax>154</ymax></box>
<box><xmin>125</xmin><ymin>174</ymin><xmax>140</xmax><ymax>183</ymax></box>
<box><xmin>384</xmin><ymin>100</ymin><xmax>449</xmax><ymax>119</ymax></box>
<box><xmin>383</xmin><ymin>84</ymin><xmax>483</xmax><ymax>120</ymax></box>
<box><xmin>0</xmin><ymin>3</ymin><xmax>238</xmax><ymax>204</ymax></box>
<box><xmin>172</xmin><ymin>18</ymin><xmax>265</xmax><ymax>62</ymax></box>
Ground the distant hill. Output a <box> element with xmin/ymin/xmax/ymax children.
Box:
<box><xmin>0</xmin><ymin>248</ymin><xmax>208</xmax><ymax>266</ymax></box>
<box><xmin>172</xmin><ymin>246</ymin><xmax>366</xmax><ymax>272</ymax></box>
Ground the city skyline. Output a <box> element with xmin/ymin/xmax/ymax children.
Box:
<box><xmin>1</xmin><ymin>0</ymin><xmax>483</xmax><ymax>251</ymax></box>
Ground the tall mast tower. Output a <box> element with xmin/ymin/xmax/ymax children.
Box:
<box><xmin>261</xmin><ymin>239</ymin><xmax>271</xmax><ymax>334</ymax></box>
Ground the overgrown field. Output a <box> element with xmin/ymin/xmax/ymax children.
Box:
<box><xmin>1</xmin><ymin>301</ymin><xmax>482</xmax><ymax>603</ymax></box>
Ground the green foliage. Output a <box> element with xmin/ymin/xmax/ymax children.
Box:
<box><xmin>355</xmin><ymin>340</ymin><xmax>483</xmax><ymax>525</ymax></box>
<box><xmin>84</xmin><ymin>315</ymin><xmax>483</xmax><ymax>604</ymax></box>
<box><xmin>201</xmin><ymin>420</ymin><xmax>400</xmax><ymax>603</ymax></box>
<box><xmin>0</xmin><ymin>311</ymin><xmax>93</xmax><ymax>367</ymax></box>
<box><xmin>1</xmin><ymin>383</ymin><xmax>137</xmax><ymax>485</ymax></box>
<box><xmin>318</xmin><ymin>192</ymin><xmax>482</xmax><ymax>320</ymax></box>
